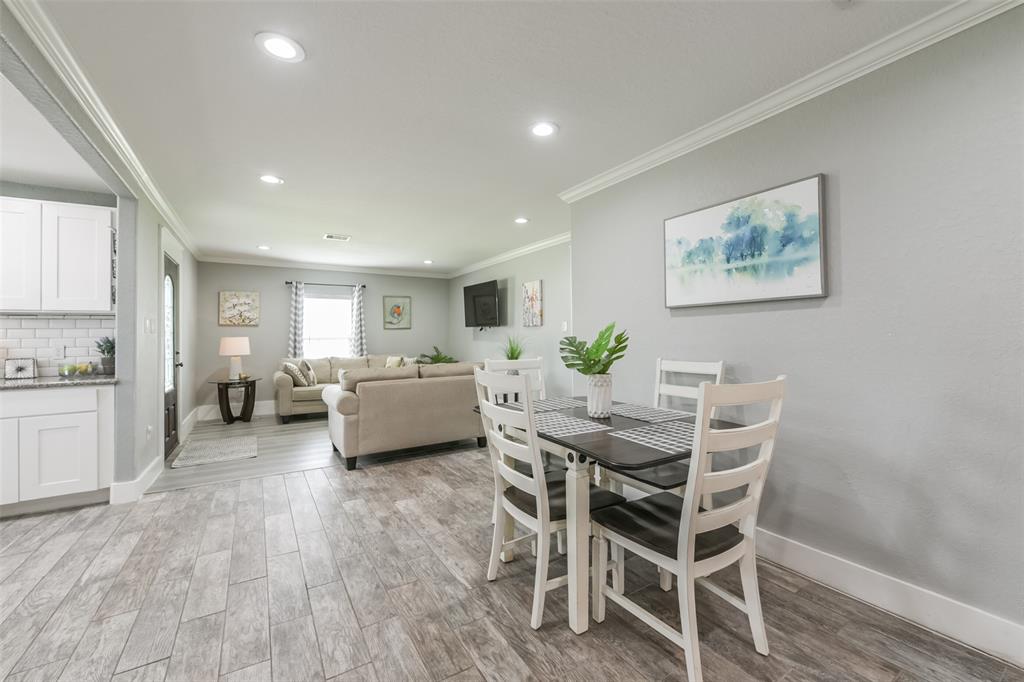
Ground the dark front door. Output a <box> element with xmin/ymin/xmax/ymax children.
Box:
<box><xmin>164</xmin><ymin>256</ymin><xmax>180</xmax><ymax>457</ymax></box>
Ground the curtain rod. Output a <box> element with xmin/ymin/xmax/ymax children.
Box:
<box><xmin>285</xmin><ymin>281</ymin><xmax>365</xmax><ymax>288</ymax></box>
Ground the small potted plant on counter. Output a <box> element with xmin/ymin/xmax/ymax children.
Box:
<box><xmin>559</xmin><ymin>322</ymin><xmax>629</xmax><ymax>418</ymax></box>
<box><xmin>95</xmin><ymin>336</ymin><xmax>115</xmax><ymax>375</ymax></box>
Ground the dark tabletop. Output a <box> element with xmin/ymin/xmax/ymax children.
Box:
<box><xmin>482</xmin><ymin>397</ymin><xmax>742</xmax><ymax>471</ymax></box>
<box><xmin>208</xmin><ymin>378</ymin><xmax>262</xmax><ymax>385</ymax></box>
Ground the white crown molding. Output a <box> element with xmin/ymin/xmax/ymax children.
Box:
<box><xmin>449</xmin><ymin>232</ymin><xmax>571</xmax><ymax>278</ymax></box>
<box><xmin>4</xmin><ymin>0</ymin><xmax>198</xmax><ymax>255</ymax></box>
<box><xmin>198</xmin><ymin>254</ymin><xmax>452</xmax><ymax>280</ymax></box>
<box><xmin>558</xmin><ymin>0</ymin><xmax>1023</xmax><ymax>204</ymax></box>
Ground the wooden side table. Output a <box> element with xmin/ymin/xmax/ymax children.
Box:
<box><xmin>209</xmin><ymin>378</ymin><xmax>261</xmax><ymax>424</ymax></box>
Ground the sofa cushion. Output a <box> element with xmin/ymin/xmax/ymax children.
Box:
<box><xmin>282</xmin><ymin>362</ymin><xmax>309</xmax><ymax>387</ymax></box>
<box><xmin>340</xmin><ymin>366</ymin><xmax>418</xmax><ymax>391</ymax></box>
<box><xmin>304</xmin><ymin>358</ymin><xmax>332</xmax><ymax>384</ymax></box>
<box><xmin>367</xmin><ymin>354</ymin><xmax>392</xmax><ymax>368</ymax></box>
<box><xmin>331</xmin><ymin>356</ymin><xmax>368</xmax><ymax>380</ymax></box>
<box><xmin>293</xmin><ymin>384</ymin><xmax>328</xmax><ymax>401</ymax></box>
<box><xmin>418</xmin><ymin>361</ymin><xmax>483</xmax><ymax>379</ymax></box>
<box><xmin>300</xmin><ymin>360</ymin><xmax>318</xmax><ymax>385</ymax></box>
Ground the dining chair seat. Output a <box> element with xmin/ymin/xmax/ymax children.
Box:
<box><xmin>605</xmin><ymin>461</ymin><xmax>690</xmax><ymax>491</ymax></box>
<box><xmin>505</xmin><ymin>480</ymin><xmax>625</xmax><ymax>523</ymax></box>
<box><xmin>591</xmin><ymin>492</ymin><xmax>742</xmax><ymax>560</ymax></box>
<box><xmin>513</xmin><ymin>459</ymin><xmax>566</xmax><ymax>480</ymax></box>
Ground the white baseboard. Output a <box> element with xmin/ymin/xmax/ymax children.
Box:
<box><xmin>756</xmin><ymin>527</ymin><xmax>1024</xmax><ymax>667</ymax></box>
<box><xmin>181</xmin><ymin>406</ymin><xmax>198</xmax><ymax>441</ymax></box>
<box><xmin>193</xmin><ymin>399</ymin><xmax>276</xmax><ymax>423</ymax></box>
<box><xmin>109</xmin><ymin>453</ymin><xmax>163</xmax><ymax>504</ymax></box>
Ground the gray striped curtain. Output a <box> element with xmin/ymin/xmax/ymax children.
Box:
<box><xmin>288</xmin><ymin>281</ymin><xmax>304</xmax><ymax>357</ymax></box>
<box><xmin>350</xmin><ymin>285</ymin><xmax>367</xmax><ymax>357</ymax></box>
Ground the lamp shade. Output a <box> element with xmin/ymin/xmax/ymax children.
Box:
<box><xmin>219</xmin><ymin>336</ymin><xmax>251</xmax><ymax>357</ymax></box>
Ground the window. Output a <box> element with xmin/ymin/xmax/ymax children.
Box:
<box><xmin>302</xmin><ymin>286</ymin><xmax>353</xmax><ymax>358</ymax></box>
<box><xmin>164</xmin><ymin>275</ymin><xmax>175</xmax><ymax>391</ymax></box>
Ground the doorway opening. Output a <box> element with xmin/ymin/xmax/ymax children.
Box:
<box><xmin>163</xmin><ymin>255</ymin><xmax>181</xmax><ymax>458</ymax></box>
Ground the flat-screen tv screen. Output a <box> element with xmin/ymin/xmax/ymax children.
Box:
<box><xmin>464</xmin><ymin>280</ymin><xmax>499</xmax><ymax>327</ymax></box>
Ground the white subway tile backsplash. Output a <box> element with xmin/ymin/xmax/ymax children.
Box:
<box><xmin>0</xmin><ymin>313</ymin><xmax>115</xmax><ymax>372</ymax></box>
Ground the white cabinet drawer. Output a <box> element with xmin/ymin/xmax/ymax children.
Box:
<box><xmin>0</xmin><ymin>419</ymin><xmax>18</xmax><ymax>504</ymax></box>
<box><xmin>18</xmin><ymin>412</ymin><xmax>98</xmax><ymax>500</ymax></box>
<box><xmin>0</xmin><ymin>387</ymin><xmax>97</xmax><ymax>419</ymax></box>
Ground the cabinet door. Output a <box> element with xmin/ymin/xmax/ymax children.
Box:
<box><xmin>18</xmin><ymin>412</ymin><xmax>98</xmax><ymax>500</ymax></box>
<box><xmin>41</xmin><ymin>203</ymin><xmax>112</xmax><ymax>312</ymax></box>
<box><xmin>0</xmin><ymin>198</ymin><xmax>42</xmax><ymax>311</ymax></box>
<box><xmin>0</xmin><ymin>419</ymin><xmax>18</xmax><ymax>504</ymax></box>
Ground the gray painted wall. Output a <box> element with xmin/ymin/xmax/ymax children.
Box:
<box><xmin>447</xmin><ymin>242</ymin><xmax>575</xmax><ymax>396</ymax></box>
<box><xmin>570</xmin><ymin>12</ymin><xmax>1023</xmax><ymax>622</ymax></box>
<box><xmin>194</xmin><ymin>262</ymin><xmax>450</xmax><ymax>406</ymax></box>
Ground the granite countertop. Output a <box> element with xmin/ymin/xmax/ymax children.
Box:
<box><xmin>0</xmin><ymin>375</ymin><xmax>118</xmax><ymax>390</ymax></box>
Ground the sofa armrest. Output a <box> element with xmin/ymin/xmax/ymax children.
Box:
<box><xmin>322</xmin><ymin>384</ymin><xmax>359</xmax><ymax>415</ymax></box>
<box><xmin>273</xmin><ymin>370</ymin><xmax>294</xmax><ymax>391</ymax></box>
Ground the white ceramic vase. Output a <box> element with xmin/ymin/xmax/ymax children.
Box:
<box><xmin>587</xmin><ymin>373</ymin><xmax>613</xmax><ymax>418</ymax></box>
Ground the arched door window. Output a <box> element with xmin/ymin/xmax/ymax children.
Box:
<box><xmin>164</xmin><ymin>274</ymin><xmax>174</xmax><ymax>391</ymax></box>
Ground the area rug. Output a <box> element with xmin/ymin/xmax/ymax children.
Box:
<box><xmin>171</xmin><ymin>436</ymin><xmax>258</xmax><ymax>468</ymax></box>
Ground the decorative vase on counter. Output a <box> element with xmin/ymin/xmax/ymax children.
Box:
<box><xmin>587</xmin><ymin>374</ymin><xmax>613</xmax><ymax>418</ymax></box>
<box><xmin>101</xmin><ymin>357</ymin><xmax>115</xmax><ymax>376</ymax></box>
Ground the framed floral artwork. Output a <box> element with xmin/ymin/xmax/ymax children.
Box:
<box><xmin>219</xmin><ymin>291</ymin><xmax>260</xmax><ymax>326</ymax></box>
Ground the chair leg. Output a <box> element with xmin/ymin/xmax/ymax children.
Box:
<box><xmin>612</xmin><ymin>543</ymin><xmax>625</xmax><ymax>593</ymax></box>
<box><xmin>592</xmin><ymin>535</ymin><xmax>608</xmax><ymax>623</ymax></box>
<box><xmin>658</xmin><ymin>567</ymin><xmax>672</xmax><ymax>592</ymax></box>
<box><xmin>530</xmin><ymin>531</ymin><xmax>551</xmax><ymax>630</ymax></box>
<box><xmin>487</xmin><ymin>508</ymin><xmax>504</xmax><ymax>581</ymax></box>
<box><xmin>679</xmin><ymin>577</ymin><xmax>703</xmax><ymax>682</ymax></box>
<box><xmin>556</xmin><ymin>530</ymin><xmax>566</xmax><ymax>556</ymax></box>
<box><xmin>739</xmin><ymin>551</ymin><xmax>770</xmax><ymax>655</ymax></box>
<box><xmin>500</xmin><ymin>511</ymin><xmax>515</xmax><ymax>563</ymax></box>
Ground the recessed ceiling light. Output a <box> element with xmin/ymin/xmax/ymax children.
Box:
<box><xmin>514</xmin><ymin>217</ymin><xmax>529</xmax><ymax>224</ymax></box>
<box><xmin>259</xmin><ymin>174</ymin><xmax>284</xmax><ymax>185</ymax></box>
<box><xmin>423</xmin><ymin>260</ymin><xmax>433</xmax><ymax>265</ymax></box>
<box><xmin>255</xmin><ymin>32</ymin><xmax>305</xmax><ymax>63</ymax></box>
<box><xmin>531</xmin><ymin>121</ymin><xmax>558</xmax><ymax>137</ymax></box>
<box><xmin>257</xmin><ymin>245</ymin><xmax>270</xmax><ymax>250</ymax></box>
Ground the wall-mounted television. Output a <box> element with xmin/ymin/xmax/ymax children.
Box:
<box><xmin>464</xmin><ymin>280</ymin><xmax>499</xmax><ymax>327</ymax></box>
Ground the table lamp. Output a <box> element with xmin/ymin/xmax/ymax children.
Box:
<box><xmin>219</xmin><ymin>336</ymin><xmax>251</xmax><ymax>380</ymax></box>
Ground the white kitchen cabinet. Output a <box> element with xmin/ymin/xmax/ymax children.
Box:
<box><xmin>0</xmin><ymin>419</ymin><xmax>18</xmax><ymax>505</ymax></box>
<box><xmin>0</xmin><ymin>197</ymin><xmax>42</xmax><ymax>310</ymax></box>
<box><xmin>18</xmin><ymin>412</ymin><xmax>98</xmax><ymax>500</ymax></box>
<box><xmin>41</xmin><ymin>202</ymin><xmax>113</xmax><ymax>312</ymax></box>
<box><xmin>0</xmin><ymin>385</ymin><xmax>111</xmax><ymax>505</ymax></box>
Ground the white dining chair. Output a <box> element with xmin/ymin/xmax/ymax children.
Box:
<box><xmin>474</xmin><ymin>368</ymin><xmax>624</xmax><ymax>629</ymax></box>
<box><xmin>591</xmin><ymin>376</ymin><xmax>786</xmax><ymax>682</ymax></box>
<box><xmin>483</xmin><ymin>357</ymin><xmax>547</xmax><ymax>402</ymax></box>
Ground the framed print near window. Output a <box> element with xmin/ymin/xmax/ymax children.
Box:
<box><xmin>383</xmin><ymin>295</ymin><xmax>411</xmax><ymax>329</ymax></box>
<box><xmin>664</xmin><ymin>174</ymin><xmax>826</xmax><ymax>308</ymax></box>
<box><xmin>219</xmin><ymin>291</ymin><xmax>260</xmax><ymax>326</ymax></box>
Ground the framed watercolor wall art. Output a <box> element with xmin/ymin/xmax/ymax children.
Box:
<box><xmin>219</xmin><ymin>291</ymin><xmax>260</xmax><ymax>326</ymax></box>
<box><xmin>383</xmin><ymin>295</ymin><xmax>412</xmax><ymax>329</ymax></box>
<box><xmin>522</xmin><ymin>280</ymin><xmax>543</xmax><ymax>327</ymax></box>
<box><xmin>664</xmin><ymin>175</ymin><xmax>826</xmax><ymax>308</ymax></box>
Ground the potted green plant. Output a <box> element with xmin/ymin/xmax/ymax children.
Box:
<box><xmin>95</xmin><ymin>336</ymin><xmax>115</xmax><ymax>375</ymax></box>
<box><xmin>502</xmin><ymin>335</ymin><xmax>524</xmax><ymax>360</ymax></box>
<box><xmin>559</xmin><ymin>322</ymin><xmax>629</xmax><ymax>418</ymax></box>
<box><xmin>418</xmin><ymin>346</ymin><xmax>458</xmax><ymax>364</ymax></box>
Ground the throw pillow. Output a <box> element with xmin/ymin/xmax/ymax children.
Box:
<box><xmin>403</xmin><ymin>356</ymin><xmax>419</xmax><ymax>367</ymax></box>
<box><xmin>301</xmin><ymin>359</ymin><xmax>318</xmax><ymax>384</ymax></box>
<box><xmin>282</xmin><ymin>362</ymin><xmax>309</xmax><ymax>387</ymax></box>
<box><xmin>385</xmin><ymin>356</ymin><xmax>404</xmax><ymax>368</ymax></box>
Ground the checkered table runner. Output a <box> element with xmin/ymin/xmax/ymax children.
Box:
<box><xmin>609</xmin><ymin>420</ymin><xmax>696</xmax><ymax>454</ymax></box>
<box><xmin>609</xmin><ymin>403</ymin><xmax>694</xmax><ymax>423</ymax></box>
<box><xmin>508</xmin><ymin>397</ymin><xmax>587</xmax><ymax>413</ymax></box>
<box><xmin>533</xmin><ymin>412</ymin><xmax>613</xmax><ymax>438</ymax></box>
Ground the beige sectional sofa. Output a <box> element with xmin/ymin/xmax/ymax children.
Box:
<box><xmin>273</xmin><ymin>355</ymin><xmax>374</xmax><ymax>422</ymax></box>
<box><xmin>321</xmin><ymin>361</ymin><xmax>485</xmax><ymax>470</ymax></box>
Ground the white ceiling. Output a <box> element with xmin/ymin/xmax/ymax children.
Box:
<box><xmin>0</xmin><ymin>74</ymin><xmax>110</xmax><ymax>194</ymax></box>
<box><xmin>38</xmin><ymin>0</ymin><xmax>950</xmax><ymax>273</ymax></box>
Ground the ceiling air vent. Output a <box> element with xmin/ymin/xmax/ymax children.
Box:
<box><xmin>323</xmin><ymin>233</ymin><xmax>351</xmax><ymax>242</ymax></box>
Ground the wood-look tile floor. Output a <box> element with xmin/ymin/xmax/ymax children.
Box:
<box><xmin>2</xmin><ymin>435</ymin><xmax>1020</xmax><ymax>681</ymax></box>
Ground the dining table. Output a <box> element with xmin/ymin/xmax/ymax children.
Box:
<box><xmin>482</xmin><ymin>396</ymin><xmax>742</xmax><ymax>635</ymax></box>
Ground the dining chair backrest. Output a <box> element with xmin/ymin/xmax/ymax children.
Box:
<box><xmin>474</xmin><ymin>368</ymin><xmax>551</xmax><ymax>525</ymax></box>
<box><xmin>677</xmin><ymin>376</ymin><xmax>786</xmax><ymax>567</ymax></box>
<box><xmin>654</xmin><ymin>359</ymin><xmax>724</xmax><ymax>411</ymax></box>
<box><xmin>484</xmin><ymin>357</ymin><xmax>546</xmax><ymax>403</ymax></box>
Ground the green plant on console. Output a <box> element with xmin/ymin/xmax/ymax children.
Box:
<box><xmin>502</xmin><ymin>335</ymin><xmax>524</xmax><ymax>360</ymax></box>
<box><xmin>95</xmin><ymin>336</ymin><xmax>115</xmax><ymax>357</ymax></box>
<box><xmin>559</xmin><ymin>322</ymin><xmax>629</xmax><ymax>375</ymax></box>
<box><xmin>418</xmin><ymin>346</ymin><xmax>458</xmax><ymax>364</ymax></box>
